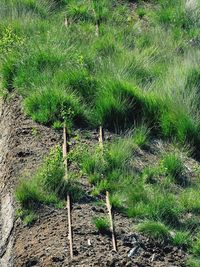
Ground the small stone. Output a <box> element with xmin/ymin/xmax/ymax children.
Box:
<box><xmin>128</xmin><ymin>246</ymin><xmax>139</xmax><ymax>258</ymax></box>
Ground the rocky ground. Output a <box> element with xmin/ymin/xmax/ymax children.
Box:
<box><xmin>0</xmin><ymin>94</ymin><xmax>188</xmax><ymax>266</ymax></box>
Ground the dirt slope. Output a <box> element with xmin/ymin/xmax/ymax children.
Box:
<box><xmin>0</xmin><ymin>95</ymin><xmax>187</xmax><ymax>266</ymax></box>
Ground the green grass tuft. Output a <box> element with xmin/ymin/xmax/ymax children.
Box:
<box><xmin>162</xmin><ymin>153</ymin><xmax>185</xmax><ymax>184</ymax></box>
<box><xmin>15</xmin><ymin>146</ymin><xmax>65</xmax><ymax>209</ymax></box>
<box><xmin>138</xmin><ymin>221</ymin><xmax>170</xmax><ymax>241</ymax></box>
<box><xmin>171</xmin><ymin>230</ymin><xmax>191</xmax><ymax>248</ymax></box>
<box><xmin>92</xmin><ymin>216</ymin><xmax>110</xmax><ymax>234</ymax></box>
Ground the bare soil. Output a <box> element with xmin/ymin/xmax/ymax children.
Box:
<box><xmin>0</xmin><ymin>95</ymin><xmax>190</xmax><ymax>266</ymax></box>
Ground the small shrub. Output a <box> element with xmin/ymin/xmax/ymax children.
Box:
<box><xmin>92</xmin><ymin>216</ymin><xmax>110</xmax><ymax>234</ymax></box>
<box><xmin>136</xmin><ymin>7</ymin><xmax>146</xmax><ymax>19</ymax></box>
<box><xmin>138</xmin><ymin>221</ymin><xmax>170</xmax><ymax>241</ymax></box>
<box><xmin>0</xmin><ymin>26</ymin><xmax>24</xmax><ymax>55</ymax></box>
<box><xmin>38</xmin><ymin>145</ymin><xmax>65</xmax><ymax>193</ymax></box>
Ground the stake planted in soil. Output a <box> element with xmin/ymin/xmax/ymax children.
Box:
<box><xmin>63</xmin><ymin>124</ymin><xmax>73</xmax><ymax>259</ymax></box>
<box><xmin>98</xmin><ymin>126</ymin><xmax>117</xmax><ymax>252</ymax></box>
<box><xmin>99</xmin><ymin>125</ymin><xmax>104</xmax><ymax>150</ymax></box>
<box><xmin>106</xmin><ymin>191</ymin><xmax>117</xmax><ymax>252</ymax></box>
<box><xmin>91</xmin><ymin>0</ymin><xmax>100</xmax><ymax>36</ymax></box>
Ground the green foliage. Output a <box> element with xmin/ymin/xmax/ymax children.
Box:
<box><xmin>138</xmin><ymin>221</ymin><xmax>170</xmax><ymax>241</ymax></box>
<box><xmin>187</xmin><ymin>257</ymin><xmax>200</xmax><ymax>267</ymax></box>
<box><xmin>16</xmin><ymin>180</ymin><xmax>43</xmax><ymax>209</ymax></box>
<box><xmin>23</xmin><ymin>212</ymin><xmax>37</xmax><ymax>226</ymax></box>
<box><xmin>162</xmin><ymin>153</ymin><xmax>185</xmax><ymax>184</ymax></box>
<box><xmin>16</xmin><ymin>208</ymin><xmax>37</xmax><ymax>226</ymax></box>
<box><xmin>66</xmin><ymin>1</ymin><xmax>94</xmax><ymax>22</ymax></box>
<box><xmin>92</xmin><ymin>216</ymin><xmax>110</xmax><ymax>233</ymax></box>
<box><xmin>180</xmin><ymin>188</ymin><xmax>200</xmax><ymax>214</ymax></box>
<box><xmin>15</xmin><ymin>145</ymin><xmax>83</xmax><ymax>220</ymax></box>
<box><xmin>192</xmin><ymin>233</ymin><xmax>200</xmax><ymax>256</ymax></box>
<box><xmin>24</xmin><ymin>88</ymin><xmax>89</xmax><ymax>126</ymax></box>
<box><xmin>1</xmin><ymin>55</ymin><xmax>17</xmax><ymax>92</ymax></box>
<box><xmin>15</xmin><ymin>146</ymin><xmax>65</xmax><ymax>209</ymax></box>
<box><xmin>2</xmin><ymin>0</ymin><xmax>200</xmax><ymax>257</ymax></box>
<box><xmin>171</xmin><ymin>231</ymin><xmax>191</xmax><ymax>247</ymax></box>
<box><xmin>0</xmin><ymin>26</ymin><xmax>24</xmax><ymax>55</ymax></box>
<box><xmin>132</xmin><ymin>124</ymin><xmax>149</xmax><ymax>148</ymax></box>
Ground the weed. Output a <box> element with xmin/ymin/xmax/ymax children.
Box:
<box><xmin>31</xmin><ymin>127</ymin><xmax>39</xmax><ymax>136</ymax></box>
<box><xmin>52</xmin><ymin>121</ymin><xmax>63</xmax><ymax>130</ymax></box>
<box><xmin>92</xmin><ymin>216</ymin><xmax>110</xmax><ymax>234</ymax></box>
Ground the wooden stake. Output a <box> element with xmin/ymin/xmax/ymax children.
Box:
<box><xmin>106</xmin><ymin>191</ymin><xmax>117</xmax><ymax>252</ymax></box>
<box><xmin>99</xmin><ymin>125</ymin><xmax>104</xmax><ymax>149</ymax></box>
<box><xmin>98</xmin><ymin>126</ymin><xmax>117</xmax><ymax>252</ymax></box>
<box><xmin>67</xmin><ymin>193</ymin><xmax>73</xmax><ymax>259</ymax></box>
<box><xmin>63</xmin><ymin>124</ymin><xmax>68</xmax><ymax>170</ymax></box>
<box><xmin>63</xmin><ymin>124</ymin><xmax>73</xmax><ymax>259</ymax></box>
<box><xmin>95</xmin><ymin>21</ymin><xmax>99</xmax><ymax>37</ymax></box>
<box><xmin>91</xmin><ymin>0</ymin><xmax>100</xmax><ymax>37</ymax></box>
<box><xmin>64</xmin><ymin>17</ymin><xmax>68</xmax><ymax>27</ymax></box>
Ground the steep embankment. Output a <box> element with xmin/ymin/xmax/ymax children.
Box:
<box><xmin>0</xmin><ymin>97</ymin><xmax>15</xmax><ymax>267</ymax></box>
<box><xmin>0</xmin><ymin>95</ymin><xmax>61</xmax><ymax>266</ymax></box>
<box><xmin>0</xmin><ymin>95</ymin><xmax>189</xmax><ymax>267</ymax></box>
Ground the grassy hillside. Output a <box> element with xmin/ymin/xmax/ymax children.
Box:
<box><xmin>1</xmin><ymin>0</ymin><xmax>200</xmax><ymax>265</ymax></box>
<box><xmin>1</xmin><ymin>0</ymin><xmax>200</xmax><ymax>148</ymax></box>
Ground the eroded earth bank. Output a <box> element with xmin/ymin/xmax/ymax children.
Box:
<box><xmin>0</xmin><ymin>95</ymin><xmax>188</xmax><ymax>266</ymax></box>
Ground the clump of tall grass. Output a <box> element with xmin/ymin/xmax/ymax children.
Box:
<box><xmin>24</xmin><ymin>87</ymin><xmax>89</xmax><ymax>126</ymax></box>
<box><xmin>161</xmin><ymin>153</ymin><xmax>185</xmax><ymax>185</ymax></box>
<box><xmin>15</xmin><ymin>146</ymin><xmax>83</xmax><ymax>223</ymax></box>
<box><xmin>171</xmin><ymin>230</ymin><xmax>191</xmax><ymax>248</ymax></box>
<box><xmin>138</xmin><ymin>221</ymin><xmax>170</xmax><ymax>241</ymax></box>
<box><xmin>92</xmin><ymin>216</ymin><xmax>110</xmax><ymax>234</ymax></box>
<box><xmin>15</xmin><ymin>146</ymin><xmax>65</xmax><ymax>209</ymax></box>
